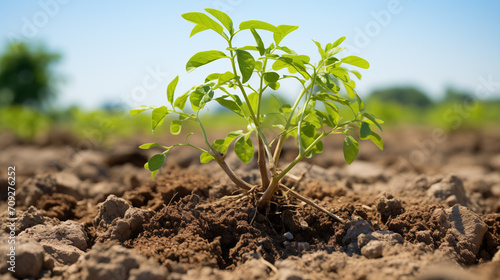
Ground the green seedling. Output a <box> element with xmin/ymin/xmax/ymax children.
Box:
<box><xmin>131</xmin><ymin>9</ymin><xmax>383</xmax><ymax>221</ymax></box>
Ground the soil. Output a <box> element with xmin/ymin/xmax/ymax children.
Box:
<box><xmin>1</xmin><ymin>128</ymin><xmax>500</xmax><ymax>279</ymax></box>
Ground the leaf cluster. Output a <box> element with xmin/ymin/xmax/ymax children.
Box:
<box><xmin>130</xmin><ymin>9</ymin><xmax>383</xmax><ymax>189</ymax></box>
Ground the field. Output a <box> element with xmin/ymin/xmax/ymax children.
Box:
<box><xmin>1</xmin><ymin>126</ymin><xmax>499</xmax><ymax>279</ymax></box>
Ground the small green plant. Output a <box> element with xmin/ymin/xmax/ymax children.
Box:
<box><xmin>131</xmin><ymin>9</ymin><xmax>383</xmax><ymax>221</ymax></box>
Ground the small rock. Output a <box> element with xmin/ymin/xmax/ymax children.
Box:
<box><xmin>342</xmin><ymin>219</ymin><xmax>374</xmax><ymax>246</ymax></box>
<box><xmin>361</xmin><ymin>240</ymin><xmax>383</xmax><ymax>259</ymax></box>
<box><xmin>434</xmin><ymin>205</ymin><xmax>488</xmax><ymax>264</ymax></box>
<box><xmin>17</xmin><ymin>174</ymin><xmax>56</xmax><ymax>206</ymax></box>
<box><xmin>18</xmin><ymin>220</ymin><xmax>88</xmax><ymax>265</ymax></box>
<box><xmin>15</xmin><ymin>206</ymin><xmax>49</xmax><ymax>233</ymax></box>
<box><xmin>358</xmin><ymin>230</ymin><xmax>404</xmax><ymax>249</ymax></box>
<box><xmin>415</xmin><ymin>230</ymin><xmax>433</xmax><ymax>245</ymax></box>
<box><xmin>427</xmin><ymin>175</ymin><xmax>468</xmax><ymax>206</ymax></box>
<box><xmin>0</xmin><ymin>238</ymin><xmax>44</xmax><ymax>278</ymax></box>
<box><xmin>95</xmin><ymin>195</ymin><xmax>131</xmax><ymax>225</ymax></box>
<box><xmin>284</xmin><ymin>232</ymin><xmax>294</xmax><ymax>240</ymax></box>
<box><xmin>94</xmin><ymin>194</ymin><xmax>153</xmax><ymax>242</ymax></box>
<box><xmin>64</xmin><ymin>243</ymin><xmax>168</xmax><ymax>280</ymax></box>
<box><xmin>376</xmin><ymin>193</ymin><xmax>404</xmax><ymax>223</ymax></box>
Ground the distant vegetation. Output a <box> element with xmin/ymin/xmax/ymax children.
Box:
<box><xmin>0</xmin><ymin>41</ymin><xmax>498</xmax><ymax>140</ymax></box>
<box><xmin>367</xmin><ymin>87</ymin><xmax>432</xmax><ymax>108</ymax></box>
<box><xmin>0</xmin><ymin>42</ymin><xmax>61</xmax><ymax>109</ymax></box>
<box><xmin>365</xmin><ymin>86</ymin><xmax>500</xmax><ymax>129</ymax></box>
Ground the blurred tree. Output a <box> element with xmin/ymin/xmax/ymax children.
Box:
<box><xmin>442</xmin><ymin>87</ymin><xmax>474</xmax><ymax>104</ymax></box>
<box><xmin>0</xmin><ymin>42</ymin><xmax>61</xmax><ymax>108</ymax></box>
<box><xmin>367</xmin><ymin>86</ymin><xmax>433</xmax><ymax>108</ymax></box>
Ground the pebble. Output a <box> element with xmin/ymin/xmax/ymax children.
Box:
<box><xmin>284</xmin><ymin>232</ymin><xmax>294</xmax><ymax>240</ymax></box>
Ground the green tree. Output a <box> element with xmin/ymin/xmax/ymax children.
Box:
<box><xmin>0</xmin><ymin>42</ymin><xmax>61</xmax><ymax>108</ymax></box>
<box><xmin>368</xmin><ymin>86</ymin><xmax>433</xmax><ymax>108</ymax></box>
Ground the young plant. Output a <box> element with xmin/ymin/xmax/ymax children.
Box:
<box><xmin>130</xmin><ymin>9</ymin><xmax>383</xmax><ymax>221</ymax></box>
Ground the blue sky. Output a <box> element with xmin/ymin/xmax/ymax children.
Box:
<box><xmin>1</xmin><ymin>0</ymin><xmax>499</xmax><ymax>109</ymax></box>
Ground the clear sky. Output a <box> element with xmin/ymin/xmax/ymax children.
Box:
<box><xmin>1</xmin><ymin>0</ymin><xmax>499</xmax><ymax>109</ymax></box>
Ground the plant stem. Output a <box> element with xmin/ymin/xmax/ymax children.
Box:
<box><xmin>272</xmin><ymin>84</ymin><xmax>310</xmax><ymax>167</ymax></box>
<box><xmin>196</xmin><ymin>115</ymin><xmax>252</xmax><ymax>191</ymax></box>
<box><xmin>215</xmin><ymin>158</ymin><xmax>253</xmax><ymax>190</ymax></box>
<box><xmin>257</xmin><ymin>137</ymin><xmax>270</xmax><ymax>189</ymax></box>
<box><xmin>256</xmin><ymin>58</ymin><xmax>270</xmax><ymax>189</ymax></box>
<box><xmin>228</xmin><ymin>42</ymin><xmax>275</xmax><ymax>173</ymax></box>
<box><xmin>258</xmin><ymin>131</ymin><xmax>325</xmax><ymax>210</ymax></box>
<box><xmin>296</xmin><ymin>71</ymin><xmax>317</xmax><ymax>154</ymax></box>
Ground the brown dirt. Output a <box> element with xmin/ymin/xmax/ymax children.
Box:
<box><xmin>0</xmin><ymin>128</ymin><xmax>499</xmax><ymax>279</ymax></box>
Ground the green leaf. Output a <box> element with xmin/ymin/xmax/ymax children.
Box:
<box><xmin>151</xmin><ymin>106</ymin><xmax>169</xmax><ymax>131</ymax></box>
<box><xmin>330</xmin><ymin>67</ymin><xmax>350</xmax><ymax>82</ymax></box>
<box><xmin>174</xmin><ymin>91</ymin><xmax>190</xmax><ymax>110</ymax></box>
<box><xmin>325</xmin><ymin>57</ymin><xmax>339</xmax><ymax>66</ymax></box>
<box><xmin>360</xmin><ymin>122</ymin><xmax>371</xmax><ymax>139</ymax></box>
<box><xmin>300</xmin><ymin>122</ymin><xmax>322</xmax><ymax>158</ymax></box>
<box><xmin>313</xmin><ymin>40</ymin><xmax>326</xmax><ymax>59</ymax></box>
<box><xmin>327</xmin><ymin>47</ymin><xmax>345</xmax><ymax>57</ymax></box>
<box><xmin>186</xmin><ymin>50</ymin><xmax>228</xmax><ymax>72</ymax></box>
<box><xmin>368</xmin><ymin>131</ymin><xmax>384</xmax><ymax>150</ymax></box>
<box><xmin>342</xmin><ymin>80</ymin><xmax>357</xmax><ymax>99</ymax></box>
<box><xmin>182</xmin><ymin>12</ymin><xmax>224</xmax><ymax>37</ymax></box>
<box><xmin>215</xmin><ymin>97</ymin><xmax>243</xmax><ymax>116</ymax></box>
<box><xmin>139</xmin><ymin>143</ymin><xmax>165</xmax><ymax>149</ymax></box>
<box><xmin>350</xmin><ymin>70</ymin><xmax>362</xmax><ymax>79</ymax></box>
<box><xmin>267</xmin><ymin>81</ymin><xmax>280</xmax><ymax>90</ymax></box>
<box><xmin>205</xmin><ymin>8</ymin><xmax>233</xmax><ymax>35</ymax></box>
<box><xmin>234</xmin><ymin>135</ymin><xmax>254</xmax><ymax>163</ymax></box>
<box><xmin>239</xmin><ymin>20</ymin><xmax>277</xmax><ymax>32</ymax></box>
<box><xmin>216</xmin><ymin>130</ymin><xmax>243</xmax><ymax>154</ymax></box>
<box><xmin>343</xmin><ymin>135</ymin><xmax>359</xmax><ymax>164</ymax></box>
<box><xmin>130</xmin><ymin>105</ymin><xmax>154</xmax><ymax>116</ymax></box>
<box><xmin>355</xmin><ymin>92</ymin><xmax>365</xmax><ymax>110</ymax></box>
<box><xmin>205</xmin><ymin>73</ymin><xmax>220</xmax><ymax>82</ymax></box>
<box><xmin>215</xmin><ymin>71</ymin><xmax>235</xmax><ymax>89</ymax></box>
<box><xmin>190</xmin><ymin>86</ymin><xmax>213</xmax><ymax>110</ymax></box>
<box><xmin>170</xmin><ymin>120</ymin><xmax>182</xmax><ymax>135</ymax></box>
<box><xmin>276</xmin><ymin>46</ymin><xmax>296</xmax><ymax>54</ymax></box>
<box><xmin>235</xmin><ymin>49</ymin><xmax>255</xmax><ymax>83</ymax></box>
<box><xmin>299</xmin><ymin>122</ymin><xmax>315</xmax><ymax>149</ymax></box>
<box><xmin>314</xmin><ymin>92</ymin><xmax>350</xmax><ymax>106</ymax></box>
<box><xmin>324</xmin><ymin>102</ymin><xmax>339</xmax><ymax>126</ymax></box>
<box><xmin>274</xmin><ymin>25</ymin><xmax>298</xmax><ymax>45</ymax></box>
<box><xmin>248</xmin><ymin>92</ymin><xmax>259</xmax><ymax>113</ymax></box>
<box><xmin>148</xmin><ymin>154</ymin><xmax>166</xmax><ymax>172</ymax></box>
<box><xmin>341</xmin><ymin>56</ymin><xmax>370</xmax><ymax>69</ymax></box>
<box><xmin>250</xmin><ymin>28</ymin><xmax>265</xmax><ymax>56</ymax></box>
<box><xmin>167</xmin><ymin>76</ymin><xmax>179</xmax><ymax>105</ymax></box>
<box><xmin>331</xmin><ymin>36</ymin><xmax>346</xmax><ymax>48</ymax></box>
<box><xmin>189</xmin><ymin>24</ymin><xmax>210</xmax><ymax>37</ymax></box>
<box><xmin>238</xmin><ymin>46</ymin><xmax>259</xmax><ymax>52</ymax></box>
<box><xmin>264</xmin><ymin>72</ymin><xmax>280</xmax><ymax>83</ymax></box>
<box><xmin>363</xmin><ymin>113</ymin><xmax>384</xmax><ymax>131</ymax></box>
<box><xmin>200</xmin><ymin>151</ymin><xmax>214</xmax><ymax>163</ymax></box>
